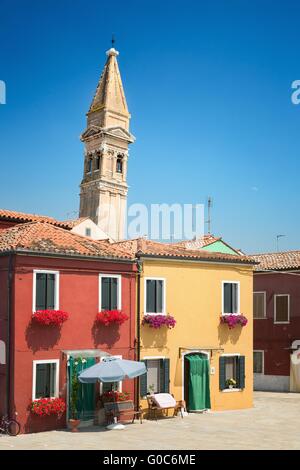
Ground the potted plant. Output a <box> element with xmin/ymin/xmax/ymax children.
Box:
<box><xmin>32</xmin><ymin>310</ymin><xmax>69</xmax><ymax>326</ymax></box>
<box><xmin>31</xmin><ymin>397</ymin><xmax>66</xmax><ymax>418</ymax></box>
<box><xmin>226</xmin><ymin>378</ymin><xmax>237</xmax><ymax>389</ymax></box>
<box><xmin>96</xmin><ymin>310</ymin><xmax>129</xmax><ymax>326</ymax></box>
<box><xmin>100</xmin><ymin>391</ymin><xmax>132</xmax><ymax>422</ymax></box>
<box><xmin>142</xmin><ymin>314</ymin><xmax>176</xmax><ymax>329</ymax></box>
<box><xmin>220</xmin><ymin>314</ymin><xmax>248</xmax><ymax>329</ymax></box>
<box><xmin>69</xmin><ymin>365</ymin><xmax>81</xmax><ymax>432</ymax></box>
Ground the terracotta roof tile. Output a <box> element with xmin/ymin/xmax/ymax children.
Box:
<box><xmin>0</xmin><ymin>208</ymin><xmax>71</xmax><ymax>229</ymax></box>
<box><xmin>113</xmin><ymin>238</ymin><xmax>255</xmax><ymax>264</ymax></box>
<box><xmin>0</xmin><ymin>222</ymin><xmax>132</xmax><ymax>259</ymax></box>
<box><xmin>250</xmin><ymin>251</ymin><xmax>300</xmax><ymax>271</ymax></box>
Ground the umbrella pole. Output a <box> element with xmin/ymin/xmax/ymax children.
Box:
<box><xmin>106</xmin><ymin>383</ymin><xmax>125</xmax><ymax>430</ymax></box>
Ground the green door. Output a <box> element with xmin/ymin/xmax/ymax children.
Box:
<box><xmin>68</xmin><ymin>357</ymin><xmax>96</xmax><ymax>421</ymax></box>
<box><xmin>186</xmin><ymin>354</ymin><xmax>211</xmax><ymax>411</ymax></box>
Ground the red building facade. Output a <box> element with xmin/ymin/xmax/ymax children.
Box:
<box><xmin>252</xmin><ymin>252</ymin><xmax>300</xmax><ymax>392</ymax></box>
<box><xmin>0</xmin><ymin>222</ymin><xmax>137</xmax><ymax>433</ymax></box>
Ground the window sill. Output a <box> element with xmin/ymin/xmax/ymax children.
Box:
<box><xmin>274</xmin><ymin>321</ymin><xmax>290</xmax><ymax>324</ymax></box>
<box><xmin>144</xmin><ymin>312</ymin><xmax>166</xmax><ymax>316</ymax></box>
<box><xmin>222</xmin><ymin>313</ymin><xmax>241</xmax><ymax>316</ymax></box>
<box><xmin>222</xmin><ymin>388</ymin><xmax>242</xmax><ymax>393</ymax></box>
<box><xmin>254</xmin><ymin>317</ymin><xmax>267</xmax><ymax>320</ymax></box>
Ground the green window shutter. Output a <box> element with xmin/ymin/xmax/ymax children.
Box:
<box><xmin>146</xmin><ymin>280</ymin><xmax>156</xmax><ymax>313</ymax></box>
<box><xmin>237</xmin><ymin>356</ymin><xmax>246</xmax><ymax>389</ymax></box>
<box><xmin>156</xmin><ymin>280</ymin><xmax>163</xmax><ymax>313</ymax></box>
<box><xmin>110</xmin><ymin>277</ymin><xmax>118</xmax><ymax>310</ymax></box>
<box><xmin>46</xmin><ymin>274</ymin><xmax>55</xmax><ymax>309</ymax></box>
<box><xmin>36</xmin><ymin>273</ymin><xmax>47</xmax><ymax>310</ymax></box>
<box><xmin>163</xmin><ymin>358</ymin><xmax>170</xmax><ymax>393</ymax></box>
<box><xmin>159</xmin><ymin>358</ymin><xmax>170</xmax><ymax>393</ymax></box>
<box><xmin>219</xmin><ymin>356</ymin><xmax>226</xmax><ymax>390</ymax></box>
<box><xmin>140</xmin><ymin>360</ymin><xmax>148</xmax><ymax>397</ymax></box>
<box><xmin>101</xmin><ymin>277</ymin><xmax>110</xmax><ymax>310</ymax></box>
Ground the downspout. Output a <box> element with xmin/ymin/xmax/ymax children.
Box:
<box><xmin>6</xmin><ymin>253</ymin><xmax>13</xmax><ymax>416</ymax></box>
<box><xmin>135</xmin><ymin>258</ymin><xmax>142</xmax><ymax>411</ymax></box>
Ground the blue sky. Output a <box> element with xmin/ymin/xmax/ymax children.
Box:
<box><xmin>0</xmin><ymin>0</ymin><xmax>299</xmax><ymax>253</ymax></box>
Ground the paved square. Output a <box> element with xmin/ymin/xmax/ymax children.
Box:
<box><xmin>1</xmin><ymin>392</ymin><xmax>299</xmax><ymax>450</ymax></box>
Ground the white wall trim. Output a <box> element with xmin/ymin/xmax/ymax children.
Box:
<box><xmin>253</xmin><ymin>291</ymin><xmax>267</xmax><ymax>319</ymax></box>
<box><xmin>98</xmin><ymin>274</ymin><xmax>122</xmax><ymax>311</ymax></box>
<box><xmin>32</xmin><ymin>270</ymin><xmax>60</xmax><ymax>313</ymax></box>
<box><xmin>32</xmin><ymin>359</ymin><xmax>59</xmax><ymax>401</ymax></box>
<box><xmin>274</xmin><ymin>293</ymin><xmax>290</xmax><ymax>324</ymax></box>
<box><xmin>221</xmin><ymin>280</ymin><xmax>240</xmax><ymax>315</ymax></box>
<box><xmin>144</xmin><ymin>277</ymin><xmax>166</xmax><ymax>315</ymax></box>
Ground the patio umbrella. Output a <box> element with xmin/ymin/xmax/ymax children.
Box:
<box><xmin>78</xmin><ymin>357</ymin><xmax>146</xmax><ymax>430</ymax></box>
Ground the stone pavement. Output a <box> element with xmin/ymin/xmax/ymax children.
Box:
<box><xmin>1</xmin><ymin>392</ymin><xmax>299</xmax><ymax>450</ymax></box>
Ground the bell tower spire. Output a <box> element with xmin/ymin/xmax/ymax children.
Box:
<box><xmin>79</xmin><ymin>45</ymin><xmax>135</xmax><ymax>241</ymax></box>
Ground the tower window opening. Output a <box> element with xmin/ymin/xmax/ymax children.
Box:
<box><xmin>87</xmin><ymin>158</ymin><xmax>93</xmax><ymax>174</ymax></box>
<box><xmin>96</xmin><ymin>154</ymin><xmax>101</xmax><ymax>171</ymax></box>
<box><xmin>116</xmin><ymin>156</ymin><xmax>123</xmax><ymax>173</ymax></box>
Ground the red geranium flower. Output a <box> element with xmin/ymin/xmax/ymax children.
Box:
<box><xmin>96</xmin><ymin>310</ymin><xmax>128</xmax><ymax>326</ymax></box>
<box><xmin>32</xmin><ymin>310</ymin><xmax>69</xmax><ymax>326</ymax></box>
<box><xmin>31</xmin><ymin>398</ymin><xmax>66</xmax><ymax>418</ymax></box>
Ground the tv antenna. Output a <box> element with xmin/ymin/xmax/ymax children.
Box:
<box><xmin>206</xmin><ymin>196</ymin><xmax>213</xmax><ymax>234</ymax></box>
<box><xmin>276</xmin><ymin>234</ymin><xmax>286</xmax><ymax>252</ymax></box>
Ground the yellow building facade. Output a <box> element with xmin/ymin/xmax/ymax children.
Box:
<box><xmin>138</xmin><ymin>254</ymin><xmax>254</xmax><ymax>412</ymax></box>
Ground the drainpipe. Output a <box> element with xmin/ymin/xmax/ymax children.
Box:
<box><xmin>135</xmin><ymin>258</ymin><xmax>142</xmax><ymax>411</ymax></box>
<box><xmin>6</xmin><ymin>253</ymin><xmax>13</xmax><ymax>417</ymax></box>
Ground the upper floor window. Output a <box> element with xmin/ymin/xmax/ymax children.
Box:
<box><xmin>116</xmin><ymin>156</ymin><xmax>123</xmax><ymax>173</ymax></box>
<box><xmin>254</xmin><ymin>292</ymin><xmax>266</xmax><ymax>319</ymax></box>
<box><xmin>145</xmin><ymin>278</ymin><xmax>165</xmax><ymax>315</ymax></box>
<box><xmin>99</xmin><ymin>275</ymin><xmax>121</xmax><ymax>311</ymax></box>
<box><xmin>32</xmin><ymin>360</ymin><xmax>59</xmax><ymax>400</ymax></box>
<box><xmin>85</xmin><ymin>227</ymin><xmax>91</xmax><ymax>237</ymax></box>
<box><xmin>274</xmin><ymin>294</ymin><xmax>290</xmax><ymax>324</ymax></box>
<box><xmin>222</xmin><ymin>281</ymin><xmax>239</xmax><ymax>315</ymax></box>
<box><xmin>33</xmin><ymin>270</ymin><xmax>59</xmax><ymax>312</ymax></box>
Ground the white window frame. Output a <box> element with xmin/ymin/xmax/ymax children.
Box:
<box><xmin>32</xmin><ymin>270</ymin><xmax>60</xmax><ymax>313</ymax></box>
<box><xmin>221</xmin><ymin>281</ymin><xmax>240</xmax><ymax>316</ymax></box>
<box><xmin>99</xmin><ymin>355</ymin><xmax>122</xmax><ymax>394</ymax></box>
<box><xmin>32</xmin><ymin>359</ymin><xmax>59</xmax><ymax>401</ymax></box>
<box><xmin>99</xmin><ymin>274</ymin><xmax>122</xmax><ymax>311</ymax></box>
<box><xmin>274</xmin><ymin>294</ymin><xmax>290</xmax><ymax>324</ymax></box>
<box><xmin>144</xmin><ymin>277</ymin><xmax>166</xmax><ymax>315</ymax></box>
<box><xmin>220</xmin><ymin>353</ymin><xmax>241</xmax><ymax>392</ymax></box>
<box><xmin>253</xmin><ymin>350</ymin><xmax>264</xmax><ymax>375</ymax></box>
<box><xmin>253</xmin><ymin>291</ymin><xmax>267</xmax><ymax>319</ymax></box>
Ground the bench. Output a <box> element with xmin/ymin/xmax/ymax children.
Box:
<box><xmin>146</xmin><ymin>393</ymin><xmax>186</xmax><ymax>420</ymax></box>
<box><xmin>104</xmin><ymin>400</ymin><xmax>143</xmax><ymax>425</ymax></box>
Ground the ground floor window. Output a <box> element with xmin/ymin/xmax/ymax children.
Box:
<box><xmin>219</xmin><ymin>355</ymin><xmax>245</xmax><ymax>390</ymax></box>
<box><xmin>253</xmin><ymin>351</ymin><xmax>264</xmax><ymax>374</ymax></box>
<box><xmin>100</xmin><ymin>356</ymin><xmax>122</xmax><ymax>395</ymax></box>
<box><xmin>140</xmin><ymin>358</ymin><xmax>170</xmax><ymax>396</ymax></box>
<box><xmin>32</xmin><ymin>360</ymin><xmax>59</xmax><ymax>400</ymax></box>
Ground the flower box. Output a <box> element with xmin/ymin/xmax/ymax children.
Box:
<box><xmin>220</xmin><ymin>314</ymin><xmax>248</xmax><ymax>329</ymax></box>
<box><xmin>32</xmin><ymin>310</ymin><xmax>69</xmax><ymax>326</ymax></box>
<box><xmin>31</xmin><ymin>398</ymin><xmax>66</xmax><ymax>418</ymax></box>
<box><xmin>96</xmin><ymin>310</ymin><xmax>128</xmax><ymax>326</ymax></box>
<box><xmin>142</xmin><ymin>314</ymin><xmax>176</xmax><ymax>329</ymax></box>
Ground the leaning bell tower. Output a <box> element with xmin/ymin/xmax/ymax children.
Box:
<box><xmin>79</xmin><ymin>46</ymin><xmax>135</xmax><ymax>241</ymax></box>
